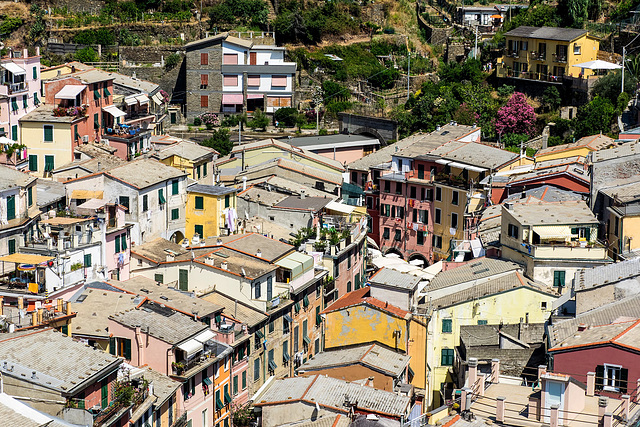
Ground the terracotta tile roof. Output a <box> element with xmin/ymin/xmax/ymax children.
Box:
<box><xmin>321</xmin><ymin>287</ymin><xmax>409</xmax><ymax>319</ymax></box>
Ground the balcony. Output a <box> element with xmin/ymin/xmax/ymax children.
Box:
<box><xmin>432</xmin><ymin>172</ymin><xmax>469</xmax><ymax>189</ymax></box>
<box><xmin>552</xmin><ymin>53</ymin><xmax>567</xmax><ymax>63</ymax></box>
<box><xmin>517</xmin><ymin>240</ymin><xmax>607</xmax><ymax>260</ymax></box>
<box><xmin>93</xmin><ymin>382</ymin><xmax>149</xmax><ymax>427</ymax></box>
<box><xmin>530</xmin><ymin>52</ymin><xmax>546</xmax><ymax>61</ymax></box>
<box><xmin>7</xmin><ymin>82</ymin><xmax>26</xmax><ymax>94</ymax></box>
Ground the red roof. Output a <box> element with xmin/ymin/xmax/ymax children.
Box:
<box><xmin>322</xmin><ymin>287</ymin><xmax>409</xmax><ymax>319</ymax></box>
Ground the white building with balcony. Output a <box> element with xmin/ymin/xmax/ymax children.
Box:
<box><xmin>500</xmin><ymin>200</ymin><xmax>611</xmax><ymax>292</ymax></box>
<box><xmin>0</xmin><ymin>48</ymin><xmax>42</xmax><ymax>142</ymax></box>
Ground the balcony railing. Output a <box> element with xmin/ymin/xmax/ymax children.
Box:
<box><xmin>8</xmin><ymin>82</ymin><xmax>26</xmax><ymax>93</ymax></box>
<box><xmin>552</xmin><ymin>53</ymin><xmax>567</xmax><ymax>63</ymax></box>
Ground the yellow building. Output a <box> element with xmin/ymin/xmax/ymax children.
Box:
<box><xmin>421</xmin><ymin>259</ymin><xmax>558</xmax><ymax>409</ymax></box>
<box><xmin>535</xmin><ymin>134</ymin><xmax>614</xmax><ymax>163</ymax></box>
<box><xmin>498</xmin><ymin>26</ymin><xmax>600</xmax><ymax>80</ymax></box>
<box><xmin>186</xmin><ymin>184</ymin><xmax>237</xmax><ymax>241</ymax></box>
<box><xmin>599</xmin><ymin>180</ymin><xmax>640</xmax><ymax>260</ymax></box>
<box><xmin>20</xmin><ymin>107</ymin><xmax>83</xmax><ymax>178</ymax></box>
<box><xmin>155</xmin><ymin>139</ymin><xmax>218</xmax><ymax>186</ymax></box>
<box><xmin>321</xmin><ymin>288</ymin><xmax>429</xmax><ymax>404</ymax></box>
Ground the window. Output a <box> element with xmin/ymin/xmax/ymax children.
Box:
<box><xmin>441</xmin><ymin>348</ymin><xmax>454</xmax><ymax>366</ymax></box>
<box><xmin>396</xmin><ymin>182</ymin><xmax>402</xmax><ymax>195</ymax></box>
<box><xmin>442</xmin><ymin>318</ymin><xmax>452</xmax><ymax>333</ymax></box>
<box><xmin>267</xmin><ymin>276</ymin><xmax>272</xmax><ymax>300</ymax></box>
<box><xmin>452</xmin><ymin>191</ymin><xmax>459</xmax><ymax>206</ymax></box>
<box><xmin>27</xmin><ymin>187</ymin><xmax>32</xmax><ymax>207</ymax></box>
<box><xmin>28</xmin><ymin>155</ymin><xmax>37</xmax><ymax>172</ymax></box>
<box><xmin>225</xmin><ymin>194</ymin><xmax>230</xmax><ymax>208</ymax></box>
<box><xmin>384</xmin><ymin>180</ymin><xmax>390</xmax><ymax>193</ymax></box>
<box><xmin>383</xmin><ymin>227</ymin><xmax>390</xmax><ymax>240</ymax></box>
<box><xmin>396</xmin><ymin>206</ymin><xmax>404</xmax><ymax>218</ymax></box>
<box><xmin>347</xmin><ymin>256</ymin><xmax>351</xmax><ymax>270</ymax></box>
<box><xmin>202</xmin><ymin>409</ymin><xmax>207</xmax><ymax>427</ymax></box>
<box><xmin>433</xmin><ymin>234</ymin><xmax>442</xmax><ymax>249</ymax></box>
<box><xmin>200</xmin><ymin>53</ymin><xmax>209</xmax><ymax>65</ymax></box>
<box><xmin>553</xmin><ymin>271</ymin><xmax>566</xmax><ymax>288</ymax></box>
<box><xmin>521</xmin><ymin>41</ymin><xmax>528</xmax><ymax>51</ymax></box>
<box><xmin>44</xmin><ymin>155</ymin><xmax>54</xmax><ymax>172</ymax></box>
<box><xmin>223</xmin><ymin>75</ymin><xmax>238</xmax><ymax>86</ymax></box>
<box><xmin>8</xmin><ymin>239</ymin><xmax>15</xmax><ymax>255</ymax></box>
<box><xmin>435</xmin><ymin>187</ymin><xmax>442</xmax><ymax>201</ymax></box>
<box><xmin>34</xmin><ymin>92</ymin><xmax>39</xmax><ymax>105</ymax></box>
<box><xmin>223</xmin><ymin>53</ymin><xmax>238</xmax><ymax>65</ymax></box>
<box><xmin>451</xmin><ymin>212</ymin><xmax>458</xmax><ymax>229</ymax></box>
<box><xmin>154</xmin><ymin>273</ymin><xmax>164</xmax><ymax>283</ymax></box>
<box><xmin>435</xmin><ymin>208</ymin><xmax>441</xmax><ymax>224</ymax></box>
<box><xmin>253</xmin><ymin>358</ymin><xmax>260</xmax><ymax>382</ymax></box>
<box><xmin>11</xmin><ymin>98</ymin><xmax>17</xmax><ymax>112</ymax></box>
<box><xmin>195</xmin><ymin>196</ymin><xmax>204</xmax><ymax>210</ymax></box>
<box><xmin>394</xmin><ymin>229</ymin><xmax>402</xmax><ymax>242</ymax></box>
<box><xmin>196</xmin><ymin>165</ymin><xmax>201</xmax><ymax>179</ymax></box>
<box><xmin>419</xmin><ymin>209</ymin><xmax>428</xmax><ymax>224</ymax></box>
<box><xmin>171</xmin><ymin>208</ymin><xmax>179</xmax><ymax>220</ymax></box>
<box><xmin>253</xmin><ymin>282</ymin><xmax>261</xmax><ymax>299</ymax></box>
<box><xmin>22</xmin><ymin>95</ymin><xmax>27</xmax><ymax>109</ymax></box>
<box><xmin>200</xmin><ymin>95</ymin><xmax>208</xmax><ymax>108</ymax></box>
<box><xmin>84</xmin><ymin>254</ymin><xmax>92</xmax><ymax>267</ymax></box>
<box><xmin>94</xmin><ymin>113</ymin><xmax>99</xmax><ymax>130</ymax></box>
<box><xmin>574</xmin><ymin>44</ymin><xmax>581</xmax><ymax>55</ymax></box>
<box><xmin>32</xmin><ymin>66</ymin><xmax>37</xmax><ymax>80</ymax></box>
<box><xmin>242</xmin><ymin>371</ymin><xmax>247</xmax><ymax>389</ymax></box>
<box><xmin>195</xmin><ymin>224</ymin><xmax>203</xmax><ymax>237</ymax></box>
<box><xmin>596</xmin><ymin>364</ymin><xmax>628</xmax><ymax>393</ymax></box>
<box><xmin>43</xmin><ymin>125</ymin><xmax>53</xmax><ymax>142</ymax></box>
<box><xmin>203</xmin><ymin>163</ymin><xmax>208</xmax><ymax>176</ymax></box>
<box><xmin>410</xmin><ymin>186</ymin><xmax>417</xmax><ymax>199</ymax></box>
<box><xmin>541</xmin><ymin>302</ymin><xmax>547</xmax><ymax>310</ymax></box>
<box><xmin>268</xmin><ymin>349</ymin><xmax>275</xmax><ymax>372</ymax></box>
<box><xmin>248</xmin><ymin>74</ymin><xmax>260</xmax><ymax>86</ymax></box>
<box><xmin>418</xmin><ymin>164</ymin><xmax>424</xmax><ymax>179</ymax></box>
<box><xmin>200</xmin><ymin>74</ymin><xmax>208</xmax><ymax>89</ymax></box>
<box><xmin>172</xmin><ymin>179</ymin><xmax>179</xmax><ymax>195</ymax></box>
<box><xmin>119</xmin><ymin>196</ymin><xmax>130</xmax><ymax>211</ymax></box>
<box><xmin>233</xmin><ymin>376</ymin><xmax>238</xmax><ymax>395</ymax></box>
<box><xmin>417</xmin><ymin>231</ymin><xmax>425</xmax><ymax>245</ymax></box>
<box><xmin>508</xmin><ymin>223</ymin><xmax>519</xmax><ymax>239</ymax></box>
<box><xmin>142</xmin><ymin>195</ymin><xmax>148</xmax><ymax>212</ymax></box>
<box><xmin>159</xmin><ymin>189</ymin><xmax>165</xmax><ymax>204</ymax></box>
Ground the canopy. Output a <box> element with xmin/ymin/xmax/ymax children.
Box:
<box><xmin>247</xmin><ymin>93</ymin><xmax>263</xmax><ymax>100</ymax></box>
<box><xmin>135</xmin><ymin>94</ymin><xmax>149</xmax><ymax>105</ymax></box>
<box><xmin>2</xmin><ymin>63</ymin><xmax>25</xmax><ymax>75</ymax></box>
<box><xmin>71</xmin><ymin>190</ymin><xmax>103</xmax><ymax>199</ymax></box>
<box><xmin>222</xmin><ymin>94</ymin><xmax>243</xmax><ymax>105</ymax></box>
<box><xmin>77</xmin><ymin>198</ymin><xmax>108</xmax><ymax>210</ymax></box>
<box><xmin>490</xmin><ymin>14</ymin><xmax>503</xmax><ymax>18</ymax></box>
<box><xmin>325</xmin><ymin>200</ymin><xmax>356</xmax><ymax>214</ymax></box>
<box><xmin>55</xmin><ymin>85</ymin><xmax>86</xmax><ymax>100</ymax></box>
<box><xmin>574</xmin><ymin>60</ymin><xmax>622</xmax><ymax>70</ymax></box>
<box><xmin>124</xmin><ymin>95</ymin><xmax>138</xmax><ymax>105</ymax></box>
<box><xmin>103</xmin><ymin>105</ymin><xmax>126</xmax><ymax>118</ymax></box>
<box><xmin>152</xmin><ymin>92</ymin><xmax>163</xmax><ymax>105</ymax></box>
<box><xmin>0</xmin><ymin>136</ymin><xmax>14</xmax><ymax>145</ymax></box>
<box><xmin>193</xmin><ymin>329</ymin><xmax>215</xmax><ymax>343</ymax></box>
<box><xmin>177</xmin><ymin>339</ymin><xmax>202</xmax><ymax>357</ymax></box>
<box><xmin>275</xmin><ymin>257</ymin><xmax>303</xmax><ymax>280</ymax></box>
<box><xmin>532</xmin><ymin>226</ymin><xmax>573</xmax><ymax>240</ymax></box>
<box><xmin>0</xmin><ymin>253</ymin><xmax>53</xmax><ymax>264</ymax></box>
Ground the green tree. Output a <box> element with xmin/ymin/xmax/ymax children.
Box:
<box><xmin>592</xmin><ymin>70</ymin><xmax>636</xmax><ymax>105</ymax></box>
<box><xmin>200</xmin><ymin>128</ymin><xmax>233</xmax><ymax>156</ymax></box>
<box><xmin>573</xmin><ymin>96</ymin><xmax>615</xmax><ymax>138</ymax></box>
<box><xmin>274</xmin><ymin>107</ymin><xmax>299</xmax><ymax>127</ymax></box>
<box><xmin>542</xmin><ymin>86</ymin><xmax>562</xmax><ymax>112</ymax></box>
<box><xmin>248</xmin><ymin>109</ymin><xmax>269</xmax><ymax>131</ymax></box>
<box><xmin>165</xmin><ymin>53</ymin><xmax>182</xmax><ymax>71</ymax></box>
<box><xmin>75</xmin><ymin>47</ymin><xmax>100</xmax><ymax>63</ymax></box>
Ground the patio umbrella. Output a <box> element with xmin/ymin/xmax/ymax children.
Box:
<box><xmin>491</xmin><ymin>14</ymin><xmax>503</xmax><ymax>19</ymax></box>
<box><xmin>574</xmin><ymin>59</ymin><xmax>622</xmax><ymax>70</ymax></box>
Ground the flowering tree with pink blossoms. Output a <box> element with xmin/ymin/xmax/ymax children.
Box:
<box><xmin>494</xmin><ymin>92</ymin><xmax>536</xmax><ymax>137</ymax></box>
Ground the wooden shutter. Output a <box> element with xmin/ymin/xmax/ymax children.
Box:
<box><xmin>200</xmin><ymin>95</ymin><xmax>208</xmax><ymax>108</ymax></box>
<box><xmin>250</xmin><ymin>52</ymin><xmax>257</xmax><ymax>65</ymax></box>
<box><xmin>201</xmin><ymin>74</ymin><xmax>208</xmax><ymax>86</ymax></box>
<box><xmin>109</xmin><ymin>337</ymin><xmax>116</xmax><ymax>355</ymax></box>
<box><xmin>595</xmin><ymin>365</ymin><xmax>604</xmax><ymax>390</ymax></box>
<box><xmin>201</xmin><ymin>53</ymin><xmax>208</xmax><ymax>65</ymax></box>
<box><xmin>124</xmin><ymin>339</ymin><xmax>132</xmax><ymax>360</ymax></box>
<box><xmin>619</xmin><ymin>368</ymin><xmax>629</xmax><ymax>394</ymax></box>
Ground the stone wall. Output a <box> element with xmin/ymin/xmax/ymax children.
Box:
<box><xmin>185</xmin><ymin>43</ymin><xmax>224</xmax><ymax>120</ymax></box>
<box><xmin>416</xmin><ymin>8</ymin><xmax>452</xmax><ymax>46</ymax></box>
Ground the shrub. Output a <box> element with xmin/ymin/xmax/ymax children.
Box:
<box><xmin>200</xmin><ymin>128</ymin><xmax>233</xmax><ymax>156</ymax></box>
<box><xmin>193</xmin><ymin>117</ymin><xmax>202</xmax><ymax>126</ymax></box>
<box><xmin>274</xmin><ymin>107</ymin><xmax>299</xmax><ymax>127</ymax></box>
<box><xmin>75</xmin><ymin>47</ymin><xmax>100</xmax><ymax>63</ymax></box>
<box><xmin>495</xmin><ymin>92</ymin><xmax>536</xmax><ymax>137</ymax></box>
<box><xmin>319</xmin><ymin>128</ymin><xmax>328</xmax><ymax>135</ymax></box>
<box><xmin>248</xmin><ymin>109</ymin><xmax>269</xmax><ymax>130</ymax></box>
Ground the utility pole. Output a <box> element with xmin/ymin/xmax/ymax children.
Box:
<box><xmin>474</xmin><ymin>25</ymin><xmax>478</xmax><ymax>60</ymax></box>
<box><xmin>407</xmin><ymin>50</ymin><xmax>411</xmax><ymax>100</ymax></box>
<box><xmin>622</xmin><ymin>46</ymin><xmax>626</xmax><ymax>94</ymax></box>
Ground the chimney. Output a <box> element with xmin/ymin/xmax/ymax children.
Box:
<box><xmin>217</xmin><ymin>238</ymin><xmax>222</xmax><ymax>245</ymax></box>
<box><xmin>37</xmin><ymin>308</ymin><xmax>43</xmax><ymax>324</ymax></box>
<box><xmin>221</xmin><ymin>262</ymin><xmax>228</xmax><ymax>270</ymax></box>
<box><xmin>300</xmin><ymin>190</ymin><xmax>306</xmax><ymax>200</ymax></box>
<box><xmin>97</xmin><ymin>161</ymin><xmax>101</xmax><ymax>171</ymax></box>
<box><xmin>256</xmin><ymin>249</ymin><xmax>262</xmax><ymax>258</ymax></box>
<box><xmin>206</xmin><ymin>256</ymin><xmax>215</xmax><ymax>266</ymax></box>
<box><xmin>66</xmin><ymin>302</ymin><xmax>71</xmax><ymax>316</ymax></box>
<box><xmin>31</xmin><ymin>371</ymin><xmax>37</xmax><ymax>380</ymax></box>
<box><xmin>578</xmin><ymin>323</ymin><xmax>587</xmax><ymax>331</ymax></box>
<box><xmin>36</xmin><ymin>47</ymin><xmax>40</xmax><ymax>56</ymax></box>
<box><xmin>135</xmin><ymin>326</ymin><xmax>144</xmax><ymax>365</ymax></box>
<box><xmin>166</xmin><ymin>253</ymin><xmax>175</xmax><ymax>262</ymax></box>
<box><xmin>32</xmin><ymin>311</ymin><xmax>38</xmax><ymax>327</ymax></box>
<box><xmin>242</xmin><ymin>176</ymin><xmax>247</xmax><ymax>191</ymax></box>
<box><xmin>23</xmin><ymin>48</ymin><xmax>27</xmax><ymax>58</ymax></box>
<box><xmin>17</xmin><ymin>297</ymin><xmax>23</xmax><ymax>310</ymax></box>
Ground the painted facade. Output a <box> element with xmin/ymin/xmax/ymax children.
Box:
<box><xmin>185</xmin><ymin>185</ymin><xmax>237</xmax><ymax>241</ymax></box>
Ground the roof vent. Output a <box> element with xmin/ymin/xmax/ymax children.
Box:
<box><xmin>577</xmin><ymin>323</ymin><xmax>587</xmax><ymax>331</ymax></box>
<box><xmin>256</xmin><ymin>249</ymin><xmax>262</xmax><ymax>258</ymax></box>
<box><xmin>217</xmin><ymin>238</ymin><xmax>223</xmax><ymax>245</ymax></box>
<box><xmin>31</xmin><ymin>371</ymin><xmax>37</xmax><ymax>379</ymax></box>
<box><xmin>221</xmin><ymin>262</ymin><xmax>228</xmax><ymax>270</ymax></box>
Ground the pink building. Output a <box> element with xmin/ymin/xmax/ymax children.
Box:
<box><xmin>0</xmin><ymin>48</ymin><xmax>42</xmax><ymax>142</ymax></box>
<box><xmin>108</xmin><ymin>300</ymin><xmax>233</xmax><ymax>427</ymax></box>
<box><xmin>283</xmin><ymin>134</ymin><xmax>380</xmax><ymax>166</ymax></box>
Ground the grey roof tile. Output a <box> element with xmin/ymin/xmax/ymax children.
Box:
<box><xmin>504</xmin><ymin>26</ymin><xmax>587</xmax><ymax>42</ymax></box>
<box><xmin>428</xmin><ymin>258</ymin><xmax>522</xmax><ymax>291</ymax></box>
<box><xmin>574</xmin><ymin>258</ymin><xmax>640</xmax><ymax>291</ymax></box>
<box><xmin>109</xmin><ymin>307</ymin><xmax>208</xmax><ymax>345</ymax></box>
<box><xmin>187</xmin><ymin>184</ymin><xmax>237</xmax><ymax>196</ymax></box>
<box><xmin>504</xmin><ymin>200</ymin><xmax>597</xmax><ymax>225</ymax></box>
<box><xmin>299</xmin><ymin>343</ymin><xmax>410</xmax><ymax>377</ymax></box>
<box><xmin>0</xmin><ymin>165</ymin><xmax>36</xmax><ymax>192</ymax></box>
<box><xmin>200</xmin><ymin>291</ymin><xmax>267</xmax><ymax>327</ymax></box>
<box><xmin>369</xmin><ymin>268</ymin><xmax>423</xmax><ymax>290</ymax></box>
<box><xmin>106</xmin><ymin>159</ymin><xmax>186</xmax><ymax>189</ymax></box>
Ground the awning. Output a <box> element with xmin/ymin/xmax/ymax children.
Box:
<box><xmin>0</xmin><ymin>253</ymin><xmax>53</xmax><ymax>264</ymax></box>
<box><xmin>177</xmin><ymin>339</ymin><xmax>202</xmax><ymax>357</ymax></box>
<box><xmin>532</xmin><ymin>226</ymin><xmax>573</xmax><ymax>240</ymax></box>
<box><xmin>325</xmin><ymin>200</ymin><xmax>356</xmax><ymax>214</ymax></box>
<box><xmin>55</xmin><ymin>85</ymin><xmax>86</xmax><ymax>100</ymax></box>
<box><xmin>203</xmin><ymin>377</ymin><xmax>212</xmax><ymax>386</ymax></box>
<box><xmin>135</xmin><ymin>94</ymin><xmax>150</xmax><ymax>105</ymax></box>
<box><xmin>103</xmin><ymin>105</ymin><xmax>126</xmax><ymax>118</ymax></box>
<box><xmin>124</xmin><ymin>95</ymin><xmax>138</xmax><ymax>105</ymax></box>
<box><xmin>2</xmin><ymin>62</ymin><xmax>25</xmax><ymax>75</ymax></box>
<box><xmin>283</xmin><ymin>314</ymin><xmax>292</xmax><ymax>323</ymax></box>
<box><xmin>275</xmin><ymin>257</ymin><xmax>302</xmax><ymax>280</ymax></box>
<box><xmin>71</xmin><ymin>190</ymin><xmax>103</xmax><ymax>199</ymax></box>
<box><xmin>255</xmin><ymin>330</ymin><xmax>264</xmax><ymax>339</ymax></box>
<box><xmin>271</xmin><ymin>76</ymin><xmax>287</xmax><ymax>87</ymax></box>
<box><xmin>247</xmin><ymin>93</ymin><xmax>263</xmax><ymax>100</ymax></box>
<box><xmin>303</xmin><ymin>295</ymin><xmax>310</xmax><ymax>308</ymax></box>
<box><xmin>435</xmin><ymin>159</ymin><xmax>451</xmax><ymax>165</ymax></box>
<box><xmin>222</xmin><ymin>94</ymin><xmax>243</xmax><ymax>105</ymax></box>
<box><xmin>247</xmin><ymin>76</ymin><xmax>260</xmax><ymax>86</ymax></box>
<box><xmin>193</xmin><ymin>329</ymin><xmax>215</xmax><ymax>343</ymax></box>
<box><xmin>152</xmin><ymin>93</ymin><xmax>163</xmax><ymax>105</ymax></box>
<box><xmin>77</xmin><ymin>198</ymin><xmax>108</xmax><ymax>210</ymax></box>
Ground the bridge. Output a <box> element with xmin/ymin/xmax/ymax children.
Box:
<box><xmin>338</xmin><ymin>113</ymin><xmax>398</xmax><ymax>145</ymax></box>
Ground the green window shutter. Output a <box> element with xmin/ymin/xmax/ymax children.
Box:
<box><xmin>28</xmin><ymin>155</ymin><xmax>37</xmax><ymax>171</ymax></box>
<box><xmin>8</xmin><ymin>239</ymin><xmax>15</xmax><ymax>255</ymax></box>
<box><xmin>94</xmin><ymin>89</ymin><xmax>101</xmax><ymax>100</ymax></box>
<box><xmin>22</xmin><ymin>95</ymin><xmax>27</xmax><ymax>108</ymax></box>
<box><xmin>94</xmin><ymin>113</ymin><xmax>99</xmax><ymax>129</ymax></box>
<box><xmin>6</xmin><ymin>196</ymin><xmax>15</xmax><ymax>220</ymax></box>
<box><xmin>109</xmin><ymin>337</ymin><xmax>116</xmax><ymax>355</ymax></box>
<box><xmin>124</xmin><ymin>338</ymin><xmax>132</xmax><ymax>360</ymax></box>
<box><xmin>11</xmin><ymin>125</ymin><xmax>17</xmax><ymax>141</ymax></box>
<box><xmin>477</xmin><ymin>320</ymin><xmax>488</xmax><ymax>325</ymax></box>
<box><xmin>104</xmin><ymin>86</ymin><xmax>111</xmax><ymax>97</ymax></box>
<box><xmin>115</xmin><ymin>235</ymin><xmax>121</xmax><ymax>253</ymax></box>
<box><xmin>224</xmin><ymin>385</ymin><xmax>232</xmax><ymax>404</ymax></box>
<box><xmin>571</xmin><ymin>227</ymin><xmax>578</xmax><ymax>234</ymax></box>
<box><xmin>233</xmin><ymin>376</ymin><xmax>238</xmax><ymax>395</ymax></box>
<box><xmin>33</xmin><ymin>92</ymin><xmax>39</xmax><ymax>105</ymax></box>
<box><xmin>27</xmin><ymin>187</ymin><xmax>32</xmax><ymax>206</ymax></box>
<box><xmin>45</xmin><ymin>156</ymin><xmax>54</xmax><ymax>172</ymax></box>
<box><xmin>11</xmin><ymin>98</ymin><xmax>17</xmax><ymax>111</ymax></box>
<box><xmin>442</xmin><ymin>318</ymin><xmax>452</xmax><ymax>333</ymax></box>
<box><xmin>303</xmin><ymin>294</ymin><xmax>309</xmax><ymax>308</ymax></box>
<box><xmin>195</xmin><ymin>224</ymin><xmax>203</xmax><ymax>237</ymax></box>
<box><xmin>143</xmin><ymin>195</ymin><xmax>148</xmax><ymax>211</ymax></box>
<box><xmin>154</xmin><ymin>273</ymin><xmax>164</xmax><ymax>283</ymax></box>
<box><xmin>171</xmin><ymin>208</ymin><xmax>179</xmax><ymax>220</ymax></box>
<box><xmin>43</xmin><ymin>126</ymin><xmax>53</xmax><ymax>142</ymax></box>
<box><xmin>242</xmin><ymin>371</ymin><xmax>247</xmax><ymax>389</ymax></box>
<box><xmin>32</xmin><ymin>66</ymin><xmax>37</xmax><ymax>80</ymax></box>
<box><xmin>225</xmin><ymin>194</ymin><xmax>230</xmax><ymax>208</ymax></box>
<box><xmin>172</xmin><ymin>179</ymin><xmax>179</xmax><ymax>195</ymax></box>
<box><xmin>121</xmin><ymin>233</ymin><xmax>127</xmax><ymax>250</ymax></box>
<box><xmin>84</xmin><ymin>253</ymin><xmax>91</xmax><ymax>267</ymax></box>
<box><xmin>203</xmin><ymin>163</ymin><xmax>207</xmax><ymax>176</ymax></box>
<box><xmin>158</xmin><ymin>189</ymin><xmax>165</xmax><ymax>204</ymax></box>
<box><xmin>196</xmin><ymin>165</ymin><xmax>201</xmax><ymax>179</ymax></box>
<box><xmin>195</xmin><ymin>196</ymin><xmax>204</xmax><ymax>210</ymax></box>
<box><xmin>101</xmin><ymin>379</ymin><xmax>109</xmax><ymax>408</ymax></box>
<box><xmin>585</xmin><ymin>228</ymin><xmax>591</xmax><ymax>241</ymax></box>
